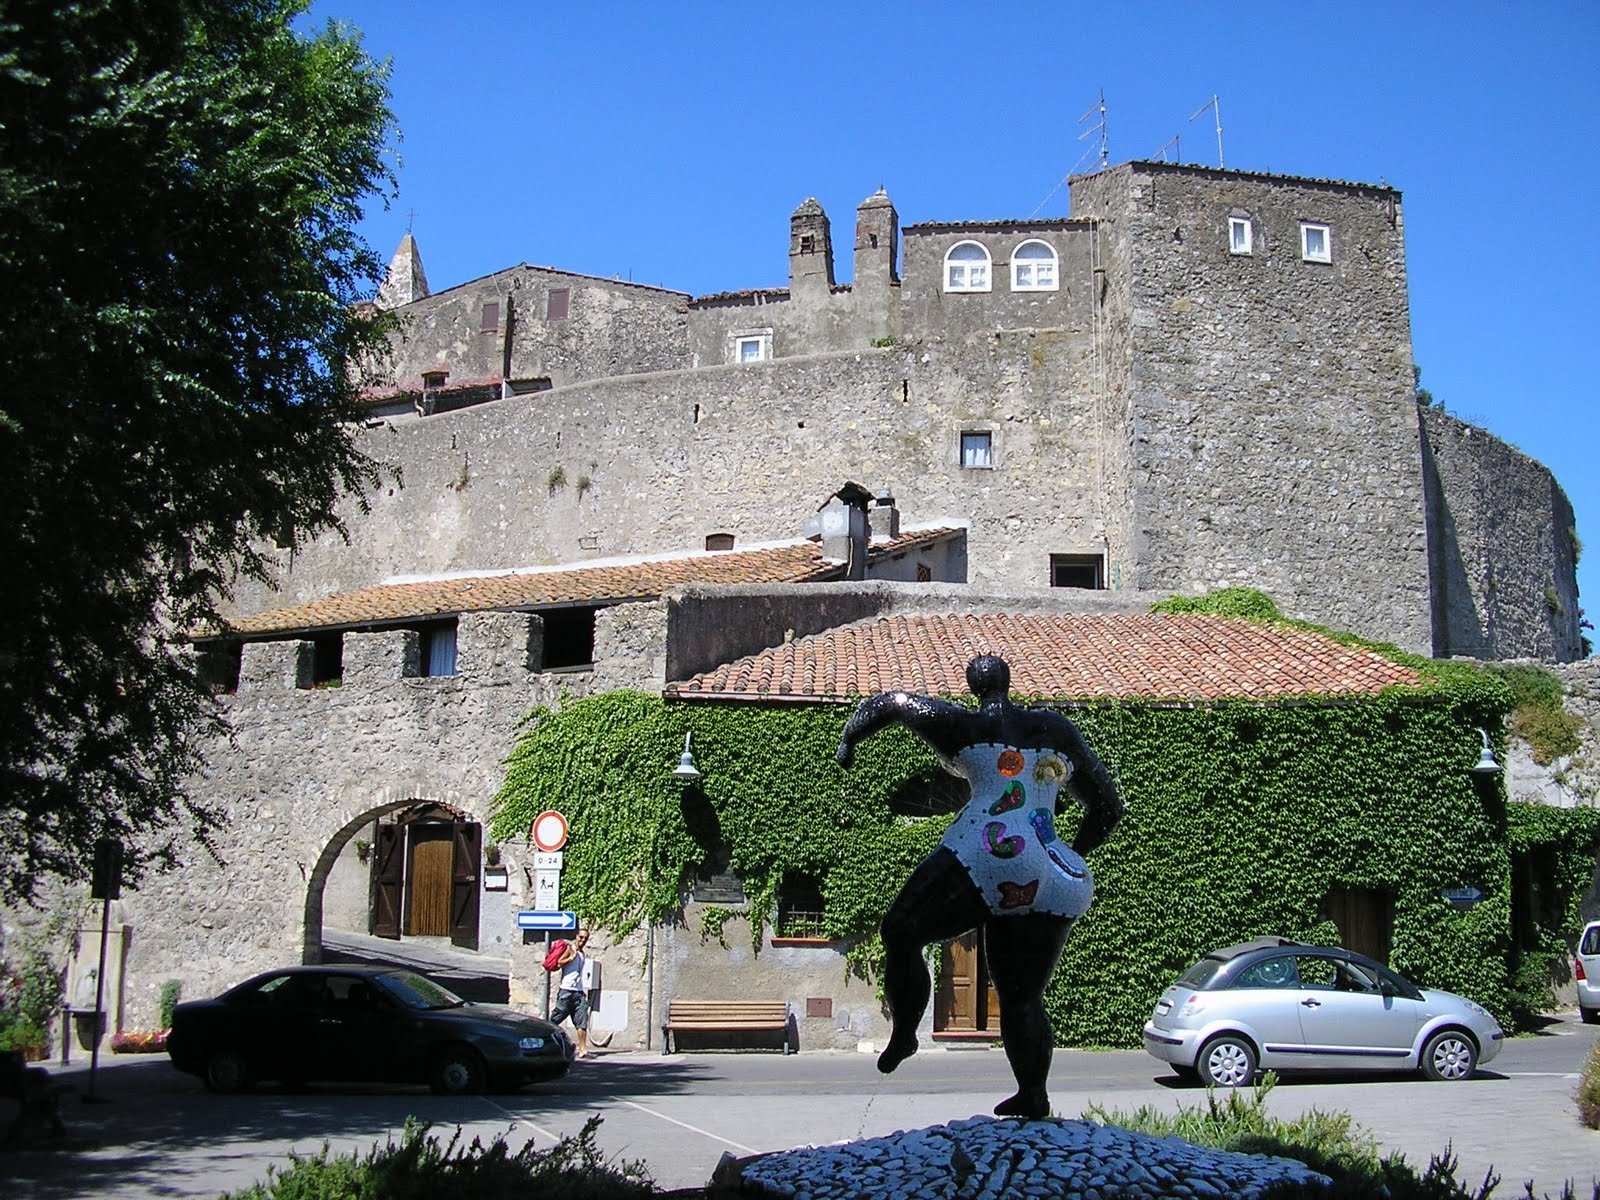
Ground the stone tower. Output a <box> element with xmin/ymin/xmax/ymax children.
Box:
<box><xmin>377</xmin><ymin>232</ymin><xmax>430</xmax><ymax>310</ymax></box>
<box><xmin>788</xmin><ymin>198</ymin><xmax>835</xmax><ymax>299</ymax></box>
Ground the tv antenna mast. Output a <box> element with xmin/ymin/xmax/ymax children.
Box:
<box><xmin>1189</xmin><ymin>94</ymin><xmax>1224</xmax><ymax>168</ymax></box>
<box><xmin>1154</xmin><ymin>134</ymin><xmax>1180</xmax><ymax>163</ymax></box>
<box><xmin>1029</xmin><ymin>90</ymin><xmax>1108</xmax><ymax>217</ymax></box>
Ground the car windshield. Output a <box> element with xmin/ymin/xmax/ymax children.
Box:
<box><xmin>375</xmin><ymin>971</ymin><xmax>467</xmax><ymax>1010</ymax></box>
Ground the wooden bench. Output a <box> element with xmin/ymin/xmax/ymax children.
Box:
<box><xmin>662</xmin><ymin>1000</ymin><xmax>792</xmax><ymax>1055</ymax></box>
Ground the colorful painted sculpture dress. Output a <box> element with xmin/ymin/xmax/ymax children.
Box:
<box><xmin>836</xmin><ymin>655</ymin><xmax>1122</xmax><ymax>1120</ymax></box>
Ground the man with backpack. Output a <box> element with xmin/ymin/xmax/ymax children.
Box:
<box><xmin>545</xmin><ymin>929</ymin><xmax>592</xmax><ymax>1058</ymax></box>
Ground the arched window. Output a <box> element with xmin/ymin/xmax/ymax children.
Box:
<box><xmin>1011</xmin><ymin>240</ymin><xmax>1058</xmax><ymax>291</ymax></box>
<box><xmin>944</xmin><ymin>241</ymin><xmax>991</xmax><ymax>293</ymax></box>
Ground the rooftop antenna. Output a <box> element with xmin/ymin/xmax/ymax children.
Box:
<box><xmin>1189</xmin><ymin>94</ymin><xmax>1224</xmax><ymax>168</ymax></box>
<box><xmin>1079</xmin><ymin>89</ymin><xmax>1108</xmax><ymax>171</ymax></box>
<box><xmin>1155</xmin><ymin>134</ymin><xmax>1181</xmax><ymax>163</ymax></box>
<box><xmin>1029</xmin><ymin>90</ymin><xmax>1107</xmax><ymax>218</ymax></box>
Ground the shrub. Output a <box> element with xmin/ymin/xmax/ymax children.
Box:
<box><xmin>158</xmin><ymin>979</ymin><xmax>182</xmax><ymax>1030</ymax></box>
<box><xmin>1580</xmin><ymin>1038</ymin><xmax>1600</xmax><ymax>1130</ymax></box>
<box><xmin>1087</xmin><ymin>1076</ymin><xmax>1596</xmax><ymax>1199</ymax></box>
<box><xmin>222</xmin><ymin>1115</ymin><xmax>652</xmax><ymax>1200</ymax></box>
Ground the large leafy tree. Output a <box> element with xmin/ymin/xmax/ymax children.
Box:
<box><xmin>0</xmin><ymin>0</ymin><xmax>396</xmax><ymax>902</ymax></box>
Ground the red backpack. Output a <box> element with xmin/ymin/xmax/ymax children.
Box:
<box><xmin>542</xmin><ymin>940</ymin><xmax>569</xmax><ymax>972</ymax></box>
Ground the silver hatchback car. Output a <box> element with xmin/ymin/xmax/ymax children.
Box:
<box><xmin>1143</xmin><ymin>937</ymin><xmax>1504</xmax><ymax>1087</ymax></box>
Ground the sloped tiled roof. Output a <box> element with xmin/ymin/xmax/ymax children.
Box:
<box><xmin>216</xmin><ymin>528</ymin><xmax>961</xmax><ymax>638</ymax></box>
<box><xmin>666</xmin><ymin>612</ymin><xmax>1420</xmax><ymax>703</ymax></box>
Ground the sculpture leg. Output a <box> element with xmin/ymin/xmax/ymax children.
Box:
<box><xmin>984</xmin><ymin>913</ymin><xmax>1073</xmax><ymax>1118</ymax></box>
<box><xmin>877</xmin><ymin>847</ymin><xmax>985</xmax><ymax>1074</ymax></box>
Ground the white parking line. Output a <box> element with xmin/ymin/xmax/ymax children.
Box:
<box><xmin>480</xmin><ymin>1097</ymin><xmax>564</xmax><ymax>1142</ymax></box>
<box><xmin>622</xmin><ymin>1100</ymin><xmax>760</xmax><ymax>1154</ymax></box>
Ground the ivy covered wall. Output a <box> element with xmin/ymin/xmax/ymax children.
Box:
<box><xmin>492</xmin><ymin>653</ymin><xmax>1597</xmax><ymax>1047</ymax></box>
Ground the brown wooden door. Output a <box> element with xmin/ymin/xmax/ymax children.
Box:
<box><xmin>372</xmin><ymin>824</ymin><xmax>404</xmax><ymax>940</ymax></box>
<box><xmin>935</xmin><ymin>931</ymin><xmax>1000</xmax><ymax>1033</ymax></box>
<box><xmin>449</xmin><ymin>822</ymin><xmax>482</xmax><ymax>950</ymax></box>
<box><xmin>407</xmin><ymin>827</ymin><xmax>453</xmax><ymax>936</ymax></box>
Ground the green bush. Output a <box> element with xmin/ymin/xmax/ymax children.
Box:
<box><xmin>158</xmin><ymin>979</ymin><xmax>182</xmax><ymax>1030</ymax></box>
<box><xmin>1580</xmin><ymin>1039</ymin><xmax>1600</xmax><ymax>1131</ymax></box>
<box><xmin>1088</xmin><ymin>1077</ymin><xmax>1596</xmax><ymax>1199</ymax></box>
<box><xmin>222</xmin><ymin>1116</ymin><xmax>652</xmax><ymax>1200</ymax></box>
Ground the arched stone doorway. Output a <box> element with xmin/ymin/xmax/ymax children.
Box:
<box><xmin>371</xmin><ymin>802</ymin><xmax>482</xmax><ymax>949</ymax></box>
<box><xmin>304</xmin><ymin>799</ymin><xmax>494</xmax><ymax>964</ymax></box>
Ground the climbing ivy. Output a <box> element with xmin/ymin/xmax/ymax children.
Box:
<box><xmin>490</xmin><ymin>593</ymin><xmax>1599</xmax><ymax>1048</ymax></box>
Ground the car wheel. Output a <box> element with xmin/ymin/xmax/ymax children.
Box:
<box><xmin>203</xmin><ymin>1048</ymin><xmax>250</xmax><ymax>1094</ymax></box>
<box><xmin>1581</xmin><ymin>1006</ymin><xmax>1598</xmax><ymax>1026</ymax></box>
<box><xmin>1197</xmin><ymin>1035</ymin><xmax>1257</xmax><ymax>1088</ymax></box>
<box><xmin>429</xmin><ymin>1046</ymin><xmax>486</xmax><ymax>1095</ymax></box>
<box><xmin>1420</xmin><ymin>1029</ymin><xmax>1477</xmax><ymax>1081</ymax></box>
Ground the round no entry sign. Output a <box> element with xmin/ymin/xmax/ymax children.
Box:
<box><xmin>531</xmin><ymin>809</ymin><xmax>569</xmax><ymax>852</ymax></box>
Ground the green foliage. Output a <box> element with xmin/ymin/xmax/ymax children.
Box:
<box><xmin>1087</xmin><ymin>1077</ymin><xmax>1590</xmax><ymax>1199</ymax></box>
<box><xmin>222</xmin><ymin>1115</ymin><xmax>652</xmax><ymax>1200</ymax></box>
<box><xmin>0</xmin><ymin>0</ymin><xmax>397</xmax><ymax>901</ymax></box>
<box><xmin>1504</xmin><ymin>803</ymin><xmax>1600</xmax><ymax>1027</ymax></box>
<box><xmin>1580</xmin><ymin>1039</ymin><xmax>1600</xmax><ymax>1130</ymax></box>
<box><xmin>158</xmin><ymin>979</ymin><xmax>183</xmax><ymax>1031</ymax></box>
<box><xmin>1152</xmin><ymin>587</ymin><xmax>1282</xmax><ymax>620</ymax></box>
<box><xmin>1492</xmin><ymin>664</ymin><xmax>1583</xmax><ymax>766</ymax></box>
<box><xmin>490</xmin><ymin>641</ymin><xmax>1577</xmax><ymax>1046</ymax></box>
<box><xmin>0</xmin><ymin>905</ymin><xmax>77</xmax><ymax>1059</ymax></box>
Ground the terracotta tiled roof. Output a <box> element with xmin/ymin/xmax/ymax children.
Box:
<box><xmin>217</xmin><ymin>528</ymin><xmax>961</xmax><ymax>638</ymax></box>
<box><xmin>666</xmin><ymin>612</ymin><xmax>1421</xmax><ymax>703</ymax></box>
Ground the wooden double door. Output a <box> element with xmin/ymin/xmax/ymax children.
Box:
<box><xmin>370</xmin><ymin>811</ymin><xmax>481</xmax><ymax>950</ymax></box>
<box><xmin>935</xmin><ymin>929</ymin><xmax>1001</xmax><ymax>1035</ymax></box>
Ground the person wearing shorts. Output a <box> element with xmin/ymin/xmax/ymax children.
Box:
<box><xmin>550</xmin><ymin>929</ymin><xmax>591</xmax><ymax>1058</ymax></box>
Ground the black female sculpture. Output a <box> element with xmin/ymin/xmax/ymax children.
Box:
<box><xmin>835</xmin><ymin>654</ymin><xmax>1123</xmax><ymax>1119</ymax></box>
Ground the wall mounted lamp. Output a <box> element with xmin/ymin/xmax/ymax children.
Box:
<box><xmin>1470</xmin><ymin>728</ymin><xmax>1502</xmax><ymax>775</ymax></box>
<box><xmin>671</xmin><ymin>732</ymin><xmax>702</xmax><ymax>783</ymax></box>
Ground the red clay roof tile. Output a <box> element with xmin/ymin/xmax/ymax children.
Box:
<box><xmin>666</xmin><ymin>612</ymin><xmax>1420</xmax><ymax>702</ymax></box>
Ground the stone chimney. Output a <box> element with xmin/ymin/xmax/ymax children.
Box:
<box><xmin>788</xmin><ymin>198</ymin><xmax>835</xmax><ymax>298</ymax></box>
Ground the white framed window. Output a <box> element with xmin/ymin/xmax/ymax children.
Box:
<box><xmin>731</xmin><ymin>329</ymin><xmax>772</xmax><ymax>364</ymax></box>
<box><xmin>944</xmin><ymin>241</ymin><xmax>991</xmax><ymax>293</ymax></box>
<box><xmin>1010</xmin><ymin>239</ymin><xmax>1059</xmax><ymax>291</ymax></box>
<box><xmin>1300</xmin><ymin>222</ymin><xmax>1331</xmax><ymax>263</ymax></box>
<box><xmin>960</xmin><ymin>430</ymin><xmax>993</xmax><ymax>469</ymax></box>
<box><xmin>1229</xmin><ymin>217</ymin><xmax>1253</xmax><ymax>256</ymax></box>
<box><xmin>421</xmin><ymin>621</ymin><xmax>458</xmax><ymax>677</ymax></box>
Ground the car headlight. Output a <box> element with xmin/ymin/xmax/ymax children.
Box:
<box><xmin>518</xmin><ymin>1036</ymin><xmax>547</xmax><ymax>1050</ymax></box>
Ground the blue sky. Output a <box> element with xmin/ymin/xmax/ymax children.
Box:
<box><xmin>311</xmin><ymin>1</ymin><xmax>1598</xmax><ymax>644</ymax></box>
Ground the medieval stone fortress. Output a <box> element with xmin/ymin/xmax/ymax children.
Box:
<box><xmin>92</xmin><ymin>160</ymin><xmax>1584</xmax><ymax>1046</ymax></box>
<box><xmin>238</xmin><ymin>159</ymin><xmax>1580</xmax><ymax>665</ymax></box>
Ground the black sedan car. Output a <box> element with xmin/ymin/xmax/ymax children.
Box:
<box><xmin>167</xmin><ymin>965</ymin><xmax>575</xmax><ymax>1094</ymax></box>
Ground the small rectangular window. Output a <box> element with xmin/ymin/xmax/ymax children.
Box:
<box><xmin>960</xmin><ymin>431</ymin><xmax>993</xmax><ymax>469</ymax></box>
<box><xmin>480</xmin><ymin>301</ymin><xmax>500</xmax><ymax>332</ymax></box>
<box><xmin>1049</xmin><ymin>554</ymin><xmax>1104</xmax><ymax>589</ymax></box>
<box><xmin>1229</xmin><ymin>217</ymin><xmax>1253</xmax><ymax>255</ymax></box>
<box><xmin>420</xmin><ymin>622</ymin><xmax>458</xmax><ymax>677</ymax></box>
<box><xmin>1300</xmin><ymin>223</ymin><xmax>1331</xmax><ymax>263</ymax></box>
<box><xmin>738</xmin><ymin>338</ymin><xmax>764</xmax><ymax>363</ymax></box>
<box><xmin>421</xmin><ymin>370</ymin><xmax>448</xmax><ymax>390</ymax></box>
<box><xmin>547</xmin><ymin>288</ymin><xmax>570</xmax><ymax>320</ymax></box>
<box><xmin>310</xmin><ymin>633</ymin><xmax>342</xmax><ymax>687</ymax></box>
<box><xmin>732</xmin><ymin>330</ymin><xmax>772</xmax><ymax>364</ymax></box>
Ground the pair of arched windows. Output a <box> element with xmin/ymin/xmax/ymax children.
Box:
<box><xmin>944</xmin><ymin>240</ymin><xmax>1058</xmax><ymax>294</ymax></box>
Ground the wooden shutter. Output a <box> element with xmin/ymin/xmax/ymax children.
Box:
<box><xmin>372</xmin><ymin>824</ymin><xmax>404</xmax><ymax>940</ymax></box>
<box><xmin>449</xmin><ymin>821</ymin><xmax>482</xmax><ymax>951</ymax></box>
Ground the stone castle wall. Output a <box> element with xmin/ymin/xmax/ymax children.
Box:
<box><xmin>239</xmin><ymin>162</ymin><xmax>1579</xmax><ymax>662</ymax></box>
<box><xmin>1070</xmin><ymin>164</ymin><xmax>1435</xmax><ymax>651</ymax></box>
<box><xmin>1421</xmin><ymin>407</ymin><xmax>1582</xmax><ymax>661</ymax></box>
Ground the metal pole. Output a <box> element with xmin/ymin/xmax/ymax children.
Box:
<box><xmin>84</xmin><ymin>894</ymin><xmax>110</xmax><ymax>1102</ymax></box>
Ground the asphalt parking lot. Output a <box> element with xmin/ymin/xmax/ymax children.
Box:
<box><xmin>5</xmin><ymin>1016</ymin><xmax>1598</xmax><ymax>1198</ymax></box>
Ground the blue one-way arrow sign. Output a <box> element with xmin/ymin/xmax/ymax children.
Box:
<box><xmin>516</xmin><ymin>909</ymin><xmax>578</xmax><ymax>931</ymax></box>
